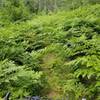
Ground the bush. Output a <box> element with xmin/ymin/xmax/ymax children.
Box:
<box><xmin>1</xmin><ymin>0</ymin><xmax>30</xmax><ymax>22</ymax></box>
<box><xmin>0</xmin><ymin>60</ymin><xmax>44</xmax><ymax>99</ymax></box>
<box><xmin>0</xmin><ymin>4</ymin><xmax>100</xmax><ymax>99</ymax></box>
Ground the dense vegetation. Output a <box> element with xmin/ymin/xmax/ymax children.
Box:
<box><xmin>0</xmin><ymin>0</ymin><xmax>100</xmax><ymax>100</ymax></box>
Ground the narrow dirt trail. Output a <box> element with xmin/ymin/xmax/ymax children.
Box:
<box><xmin>40</xmin><ymin>53</ymin><xmax>63</xmax><ymax>99</ymax></box>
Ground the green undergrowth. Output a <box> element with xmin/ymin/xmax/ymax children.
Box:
<box><xmin>0</xmin><ymin>4</ymin><xmax>100</xmax><ymax>100</ymax></box>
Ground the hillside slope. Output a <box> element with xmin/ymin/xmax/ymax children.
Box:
<box><xmin>0</xmin><ymin>4</ymin><xmax>100</xmax><ymax>99</ymax></box>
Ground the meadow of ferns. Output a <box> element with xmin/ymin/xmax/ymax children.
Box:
<box><xmin>0</xmin><ymin>3</ymin><xmax>100</xmax><ymax>100</ymax></box>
